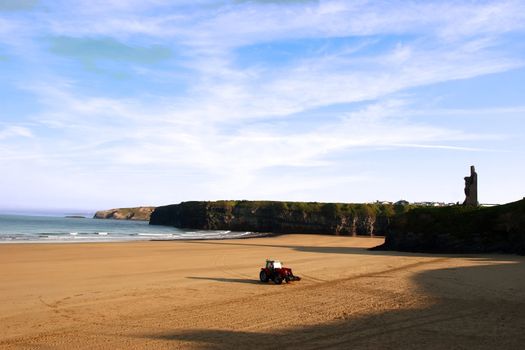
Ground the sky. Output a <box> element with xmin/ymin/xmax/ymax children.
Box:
<box><xmin>0</xmin><ymin>0</ymin><xmax>524</xmax><ymax>212</ymax></box>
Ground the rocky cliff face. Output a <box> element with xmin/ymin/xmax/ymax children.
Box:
<box><xmin>150</xmin><ymin>199</ymin><xmax>525</xmax><ymax>255</ymax></box>
<box><xmin>149</xmin><ymin>201</ymin><xmax>396</xmax><ymax>236</ymax></box>
<box><xmin>376</xmin><ymin>199</ymin><xmax>525</xmax><ymax>255</ymax></box>
<box><xmin>94</xmin><ymin>207</ymin><xmax>155</xmax><ymax>221</ymax></box>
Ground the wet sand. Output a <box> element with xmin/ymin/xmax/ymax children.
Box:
<box><xmin>1</xmin><ymin>235</ymin><xmax>525</xmax><ymax>349</ymax></box>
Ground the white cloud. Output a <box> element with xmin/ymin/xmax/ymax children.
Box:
<box><xmin>31</xmin><ymin>1</ymin><xmax>524</xmax><ymax>48</ymax></box>
<box><xmin>0</xmin><ymin>125</ymin><xmax>33</xmax><ymax>139</ymax></box>
<box><xmin>11</xmin><ymin>83</ymin><xmax>494</xmax><ymax>173</ymax></box>
<box><xmin>1</xmin><ymin>1</ymin><xmax>524</xmax><ymax>206</ymax></box>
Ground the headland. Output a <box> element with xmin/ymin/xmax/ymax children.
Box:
<box><xmin>93</xmin><ymin>206</ymin><xmax>155</xmax><ymax>221</ymax></box>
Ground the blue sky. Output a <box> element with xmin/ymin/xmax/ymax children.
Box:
<box><xmin>0</xmin><ymin>0</ymin><xmax>524</xmax><ymax>211</ymax></box>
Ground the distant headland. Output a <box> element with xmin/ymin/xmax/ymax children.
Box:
<box><xmin>93</xmin><ymin>207</ymin><xmax>155</xmax><ymax>221</ymax></box>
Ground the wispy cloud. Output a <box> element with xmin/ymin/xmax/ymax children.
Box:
<box><xmin>48</xmin><ymin>36</ymin><xmax>172</xmax><ymax>66</ymax></box>
<box><xmin>0</xmin><ymin>125</ymin><xmax>33</xmax><ymax>139</ymax></box>
<box><xmin>10</xmin><ymin>84</ymin><xmax>496</xmax><ymax>172</ymax></box>
<box><xmin>1</xmin><ymin>0</ymin><xmax>524</xmax><ymax>206</ymax></box>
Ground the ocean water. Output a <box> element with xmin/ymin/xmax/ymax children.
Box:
<box><xmin>0</xmin><ymin>214</ymin><xmax>262</xmax><ymax>243</ymax></box>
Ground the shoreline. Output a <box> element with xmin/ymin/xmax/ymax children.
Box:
<box><xmin>0</xmin><ymin>231</ymin><xmax>274</xmax><ymax>244</ymax></box>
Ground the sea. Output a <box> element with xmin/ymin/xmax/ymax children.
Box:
<box><xmin>0</xmin><ymin>212</ymin><xmax>263</xmax><ymax>243</ymax></box>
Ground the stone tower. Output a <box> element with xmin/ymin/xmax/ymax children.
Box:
<box><xmin>463</xmin><ymin>165</ymin><xmax>478</xmax><ymax>206</ymax></box>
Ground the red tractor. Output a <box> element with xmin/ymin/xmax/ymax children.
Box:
<box><xmin>259</xmin><ymin>260</ymin><xmax>301</xmax><ymax>284</ymax></box>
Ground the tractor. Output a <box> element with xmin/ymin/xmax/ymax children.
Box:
<box><xmin>259</xmin><ymin>260</ymin><xmax>301</xmax><ymax>284</ymax></box>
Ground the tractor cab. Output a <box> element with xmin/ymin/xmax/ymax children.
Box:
<box><xmin>266</xmin><ymin>260</ymin><xmax>282</xmax><ymax>270</ymax></box>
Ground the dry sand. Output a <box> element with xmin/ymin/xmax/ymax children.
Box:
<box><xmin>1</xmin><ymin>234</ymin><xmax>525</xmax><ymax>349</ymax></box>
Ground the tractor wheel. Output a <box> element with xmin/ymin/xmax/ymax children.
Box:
<box><xmin>260</xmin><ymin>270</ymin><xmax>269</xmax><ymax>283</ymax></box>
<box><xmin>273</xmin><ymin>275</ymin><xmax>283</xmax><ymax>285</ymax></box>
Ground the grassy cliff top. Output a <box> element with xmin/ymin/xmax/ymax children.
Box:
<box><xmin>174</xmin><ymin>200</ymin><xmax>418</xmax><ymax>218</ymax></box>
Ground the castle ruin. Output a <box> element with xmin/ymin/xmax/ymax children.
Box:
<box><xmin>463</xmin><ymin>165</ymin><xmax>478</xmax><ymax>206</ymax></box>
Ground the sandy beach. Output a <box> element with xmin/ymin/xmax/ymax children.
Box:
<box><xmin>1</xmin><ymin>234</ymin><xmax>525</xmax><ymax>349</ymax></box>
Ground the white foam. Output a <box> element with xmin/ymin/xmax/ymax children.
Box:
<box><xmin>97</xmin><ymin>232</ymin><xmax>108</xmax><ymax>236</ymax></box>
<box><xmin>138</xmin><ymin>233</ymin><xmax>174</xmax><ymax>237</ymax></box>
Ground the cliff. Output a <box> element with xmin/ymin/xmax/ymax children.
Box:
<box><xmin>375</xmin><ymin>199</ymin><xmax>525</xmax><ymax>254</ymax></box>
<box><xmin>150</xmin><ymin>199</ymin><xmax>525</xmax><ymax>254</ymax></box>
<box><xmin>94</xmin><ymin>207</ymin><xmax>155</xmax><ymax>221</ymax></box>
<box><xmin>149</xmin><ymin>200</ymin><xmax>403</xmax><ymax>236</ymax></box>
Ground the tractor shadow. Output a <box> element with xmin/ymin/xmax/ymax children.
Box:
<box><xmin>186</xmin><ymin>276</ymin><xmax>262</xmax><ymax>285</ymax></box>
<box><xmin>142</xmin><ymin>258</ymin><xmax>525</xmax><ymax>349</ymax></box>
